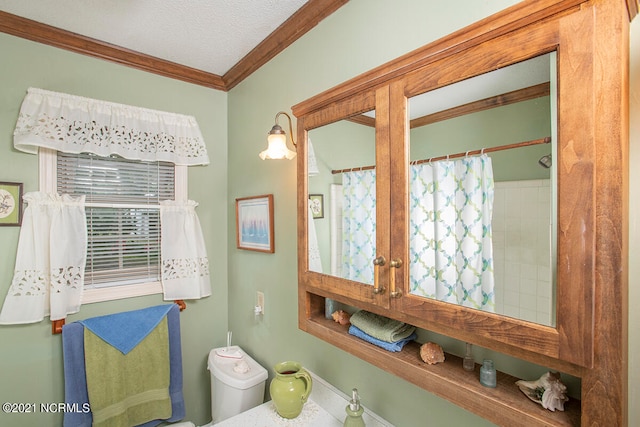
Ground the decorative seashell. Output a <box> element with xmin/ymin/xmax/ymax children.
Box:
<box><xmin>331</xmin><ymin>310</ymin><xmax>351</xmax><ymax>325</ymax></box>
<box><xmin>420</xmin><ymin>342</ymin><xmax>445</xmax><ymax>365</ymax></box>
<box><xmin>515</xmin><ymin>371</ymin><xmax>569</xmax><ymax>412</ymax></box>
<box><xmin>541</xmin><ymin>380</ymin><xmax>569</xmax><ymax>412</ymax></box>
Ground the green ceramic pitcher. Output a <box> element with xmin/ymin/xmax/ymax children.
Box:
<box><xmin>270</xmin><ymin>361</ymin><xmax>312</xmax><ymax>419</ymax></box>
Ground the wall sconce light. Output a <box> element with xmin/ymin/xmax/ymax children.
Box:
<box><xmin>259</xmin><ymin>111</ymin><xmax>297</xmax><ymax>160</ymax></box>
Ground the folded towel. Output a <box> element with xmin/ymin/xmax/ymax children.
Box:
<box><xmin>349</xmin><ymin>310</ymin><xmax>416</xmax><ymax>342</ymax></box>
<box><xmin>80</xmin><ymin>304</ymin><xmax>173</xmax><ymax>354</ymax></box>
<box><xmin>63</xmin><ymin>304</ymin><xmax>185</xmax><ymax>427</ymax></box>
<box><xmin>349</xmin><ymin>325</ymin><xmax>417</xmax><ymax>352</ymax></box>
<box><xmin>85</xmin><ymin>315</ymin><xmax>172</xmax><ymax>427</ymax></box>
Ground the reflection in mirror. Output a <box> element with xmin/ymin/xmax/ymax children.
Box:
<box><xmin>408</xmin><ymin>52</ymin><xmax>556</xmax><ymax>327</ymax></box>
<box><xmin>307</xmin><ymin>110</ymin><xmax>376</xmax><ymax>287</ymax></box>
<box><xmin>306</xmin><ymin>53</ymin><xmax>557</xmax><ymax>328</ymax></box>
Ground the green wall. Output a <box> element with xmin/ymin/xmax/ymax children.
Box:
<box><xmin>227</xmin><ymin>1</ymin><xmax>639</xmax><ymax>426</ymax></box>
<box><xmin>227</xmin><ymin>1</ymin><xmax>543</xmax><ymax>426</ymax></box>
<box><xmin>0</xmin><ymin>33</ymin><xmax>228</xmax><ymax>426</ymax></box>
<box><xmin>0</xmin><ymin>1</ymin><xmax>638</xmax><ymax>426</ymax></box>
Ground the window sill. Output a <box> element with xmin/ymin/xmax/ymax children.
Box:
<box><xmin>82</xmin><ymin>281</ymin><xmax>163</xmax><ymax>304</ymax></box>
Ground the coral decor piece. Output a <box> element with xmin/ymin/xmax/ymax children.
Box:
<box><xmin>515</xmin><ymin>371</ymin><xmax>569</xmax><ymax>412</ymax></box>
<box><xmin>420</xmin><ymin>342</ymin><xmax>445</xmax><ymax>365</ymax></box>
<box><xmin>331</xmin><ymin>310</ymin><xmax>351</xmax><ymax>325</ymax></box>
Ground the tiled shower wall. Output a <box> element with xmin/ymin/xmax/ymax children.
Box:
<box><xmin>492</xmin><ymin>179</ymin><xmax>554</xmax><ymax>326</ymax></box>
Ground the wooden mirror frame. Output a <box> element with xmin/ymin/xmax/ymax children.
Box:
<box><xmin>293</xmin><ymin>0</ymin><xmax>630</xmax><ymax>425</ymax></box>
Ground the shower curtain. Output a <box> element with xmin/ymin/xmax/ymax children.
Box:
<box><xmin>339</xmin><ymin>155</ymin><xmax>494</xmax><ymax>310</ymax></box>
<box><xmin>330</xmin><ymin>184</ymin><xmax>343</xmax><ymax>277</ymax></box>
<box><xmin>341</xmin><ymin>169</ymin><xmax>376</xmax><ymax>284</ymax></box>
<box><xmin>410</xmin><ymin>154</ymin><xmax>495</xmax><ymax>310</ymax></box>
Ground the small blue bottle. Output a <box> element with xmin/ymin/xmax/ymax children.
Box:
<box><xmin>479</xmin><ymin>359</ymin><xmax>497</xmax><ymax>388</ymax></box>
<box><xmin>325</xmin><ymin>298</ymin><xmax>336</xmax><ymax>319</ymax></box>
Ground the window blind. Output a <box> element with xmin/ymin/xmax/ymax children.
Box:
<box><xmin>57</xmin><ymin>152</ymin><xmax>175</xmax><ymax>288</ymax></box>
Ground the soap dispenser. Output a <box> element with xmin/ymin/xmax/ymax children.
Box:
<box><xmin>343</xmin><ymin>388</ymin><xmax>365</xmax><ymax>427</ymax></box>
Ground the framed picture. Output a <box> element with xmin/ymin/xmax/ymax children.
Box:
<box><xmin>235</xmin><ymin>194</ymin><xmax>275</xmax><ymax>253</ymax></box>
<box><xmin>0</xmin><ymin>182</ymin><xmax>24</xmax><ymax>226</ymax></box>
<box><xmin>309</xmin><ymin>194</ymin><xmax>324</xmax><ymax>219</ymax></box>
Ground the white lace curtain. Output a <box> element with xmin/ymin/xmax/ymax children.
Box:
<box><xmin>0</xmin><ymin>88</ymin><xmax>211</xmax><ymax>324</ymax></box>
<box><xmin>14</xmin><ymin>87</ymin><xmax>209</xmax><ymax>166</ymax></box>
<box><xmin>0</xmin><ymin>193</ymin><xmax>87</xmax><ymax>324</ymax></box>
<box><xmin>160</xmin><ymin>200</ymin><xmax>211</xmax><ymax>300</ymax></box>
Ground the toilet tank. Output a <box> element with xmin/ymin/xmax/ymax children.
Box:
<box><xmin>208</xmin><ymin>346</ymin><xmax>268</xmax><ymax>423</ymax></box>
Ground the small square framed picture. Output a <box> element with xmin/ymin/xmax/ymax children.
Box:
<box><xmin>235</xmin><ymin>194</ymin><xmax>275</xmax><ymax>253</ymax></box>
<box><xmin>309</xmin><ymin>194</ymin><xmax>324</xmax><ymax>219</ymax></box>
<box><xmin>0</xmin><ymin>182</ymin><xmax>24</xmax><ymax>226</ymax></box>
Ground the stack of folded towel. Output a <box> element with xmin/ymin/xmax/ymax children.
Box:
<box><xmin>348</xmin><ymin>310</ymin><xmax>416</xmax><ymax>352</ymax></box>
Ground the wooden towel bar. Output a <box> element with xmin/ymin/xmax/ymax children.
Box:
<box><xmin>51</xmin><ymin>299</ymin><xmax>186</xmax><ymax>334</ymax></box>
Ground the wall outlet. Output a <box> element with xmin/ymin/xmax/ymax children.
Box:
<box><xmin>256</xmin><ymin>291</ymin><xmax>265</xmax><ymax>315</ymax></box>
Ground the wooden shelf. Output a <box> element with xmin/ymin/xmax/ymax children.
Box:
<box><xmin>302</xmin><ymin>312</ymin><xmax>580</xmax><ymax>427</ymax></box>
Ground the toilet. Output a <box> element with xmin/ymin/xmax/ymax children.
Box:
<box><xmin>206</xmin><ymin>345</ymin><xmax>268</xmax><ymax>424</ymax></box>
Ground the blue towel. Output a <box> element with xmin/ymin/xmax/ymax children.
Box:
<box><xmin>62</xmin><ymin>322</ymin><xmax>91</xmax><ymax>427</ymax></box>
<box><xmin>80</xmin><ymin>304</ymin><xmax>173</xmax><ymax>354</ymax></box>
<box><xmin>348</xmin><ymin>325</ymin><xmax>417</xmax><ymax>352</ymax></box>
<box><xmin>62</xmin><ymin>304</ymin><xmax>185</xmax><ymax>427</ymax></box>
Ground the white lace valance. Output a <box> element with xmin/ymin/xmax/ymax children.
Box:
<box><xmin>14</xmin><ymin>87</ymin><xmax>209</xmax><ymax>166</ymax></box>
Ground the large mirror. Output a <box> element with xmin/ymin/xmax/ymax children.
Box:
<box><xmin>307</xmin><ymin>108</ymin><xmax>376</xmax><ymax>285</ymax></box>
<box><xmin>307</xmin><ymin>53</ymin><xmax>558</xmax><ymax>327</ymax></box>
<box><xmin>406</xmin><ymin>52</ymin><xmax>557</xmax><ymax>326</ymax></box>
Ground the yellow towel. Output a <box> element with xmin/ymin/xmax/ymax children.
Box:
<box><xmin>84</xmin><ymin>316</ymin><xmax>172</xmax><ymax>427</ymax></box>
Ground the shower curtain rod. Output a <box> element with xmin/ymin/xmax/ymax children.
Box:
<box><xmin>331</xmin><ymin>136</ymin><xmax>551</xmax><ymax>175</ymax></box>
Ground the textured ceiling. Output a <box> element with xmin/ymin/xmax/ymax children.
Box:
<box><xmin>0</xmin><ymin>0</ymin><xmax>308</xmax><ymax>76</ymax></box>
<box><xmin>1</xmin><ymin>1</ymin><xmax>549</xmax><ymax>110</ymax></box>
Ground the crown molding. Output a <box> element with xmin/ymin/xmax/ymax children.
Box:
<box><xmin>0</xmin><ymin>0</ymin><xmax>348</xmax><ymax>91</ymax></box>
<box><xmin>0</xmin><ymin>10</ymin><xmax>227</xmax><ymax>90</ymax></box>
<box><xmin>223</xmin><ymin>0</ymin><xmax>349</xmax><ymax>90</ymax></box>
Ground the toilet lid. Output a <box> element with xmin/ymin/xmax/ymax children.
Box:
<box><xmin>215</xmin><ymin>348</ymin><xmax>243</xmax><ymax>359</ymax></box>
<box><xmin>209</xmin><ymin>346</ymin><xmax>268</xmax><ymax>389</ymax></box>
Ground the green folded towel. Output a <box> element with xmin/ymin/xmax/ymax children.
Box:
<box><xmin>84</xmin><ymin>316</ymin><xmax>172</xmax><ymax>427</ymax></box>
<box><xmin>349</xmin><ymin>310</ymin><xmax>416</xmax><ymax>343</ymax></box>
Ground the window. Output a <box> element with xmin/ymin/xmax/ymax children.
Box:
<box><xmin>39</xmin><ymin>148</ymin><xmax>187</xmax><ymax>303</ymax></box>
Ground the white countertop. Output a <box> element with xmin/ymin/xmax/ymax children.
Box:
<box><xmin>214</xmin><ymin>370</ymin><xmax>392</xmax><ymax>427</ymax></box>
<box><xmin>215</xmin><ymin>398</ymin><xmax>343</xmax><ymax>427</ymax></box>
